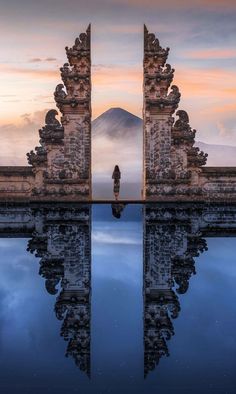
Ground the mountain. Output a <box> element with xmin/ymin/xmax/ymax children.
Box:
<box><xmin>92</xmin><ymin>107</ymin><xmax>142</xmax><ymax>139</ymax></box>
<box><xmin>92</xmin><ymin>108</ymin><xmax>236</xmax><ymax>167</ymax></box>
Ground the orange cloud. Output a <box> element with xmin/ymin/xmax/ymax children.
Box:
<box><xmin>92</xmin><ymin>65</ymin><xmax>143</xmax><ymax>118</ymax></box>
<box><xmin>0</xmin><ymin>64</ymin><xmax>59</xmax><ymax>79</ymax></box>
<box><xmin>1</xmin><ymin>59</ymin><xmax>235</xmax><ymax>130</ymax></box>
<box><xmin>175</xmin><ymin>67</ymin><xmax>236</xmax><ymax>98</ymax></box>
<box><xmin>202</xmin><ymin>102</ymin><xmax>236</xmax><ymax>116</ymax></box>
<box><xmin>92</xmin><ymin>65</ymin><xmax>142</xmax><ymax>90</ymax></box>
<box><xmin>184</xmin><ymin>49</ymin><xmax>236</xmax><ymax>60</ymax></box>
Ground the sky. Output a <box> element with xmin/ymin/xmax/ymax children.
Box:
<box><xmin>0</xmin><ymin>0</ymin><xmax>236</xmax><ymax>165</ymax></box>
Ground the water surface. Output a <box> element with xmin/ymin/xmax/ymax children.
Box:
<box><xmin>0</xmin><ymin>204</ymin><xmax>235</xmax><ymax>393</ymax></box>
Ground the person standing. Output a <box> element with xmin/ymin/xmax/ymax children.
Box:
<box><xmin>112</xmin><ymin>165</ymin><xmax>121</xmax><ymax>200</ymax></box>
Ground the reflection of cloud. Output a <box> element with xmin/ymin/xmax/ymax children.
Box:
<box><xmin>93</xmin><ymin>230</ymin><xmax>141</xmax><ymax>245</ymax></box>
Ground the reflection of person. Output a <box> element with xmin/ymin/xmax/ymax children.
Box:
<box><xmin>111</xmin><ymin>203</ymin><xmax>126</xmax><ymax>219</ymax></box>
<box><xmin>112</xmin><ymin>165</ymin><xmax>121</xmax><ymax>200</ymax></box>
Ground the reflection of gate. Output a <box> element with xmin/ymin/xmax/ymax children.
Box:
<box><xmin>0</xmin><ymin>204</ymin><xmax>91</xmax><ymax>376</ymax></box>
<box><xmin>143</xmin><ymin>203</ymin><xmax>236</xmax><ymax>376</ymax></box>
<box><xmin>1</xmin><ymin>203</ymin><xmax>236</xmax><ymax>377</ymax></box>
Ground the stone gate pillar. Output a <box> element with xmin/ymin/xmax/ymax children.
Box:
<box><xmin>55</xmin><ymin>25</ymin><xmax>91</xmax><ymax>199</ymax></box>
<box><xmin>142</xmin><ymin>26</ymin><xmax>211</xmax><ymax>201</ymax></box>
<box><xmin>143</xmin><ymin>25</ymin><xmax>180</xmax><ymax>199</ymax></box>
<box><xmin>27</xmin><ymin>26</ymin><xmax>92</xmax><ymax>200</ymax></box>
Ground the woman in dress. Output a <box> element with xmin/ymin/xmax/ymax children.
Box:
<box><xmin>112</xmin><ymin>165</ymin><xmax>121</xmax><ymax>200</ymax></box>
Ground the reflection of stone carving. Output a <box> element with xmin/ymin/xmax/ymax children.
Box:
<box><xmin>39</xmin><ymin>258</ymin><xmax>64</xmax><ymax>295</ymax></box>
<box><xmin>27</xmin><ymin>205</ymin><xmax>91</xmax><ymax>376</ymax></box>
<box><xmin>143</xmin><ymin>204</ymin><xmax>208</xmax><ymax>376</ymax></box>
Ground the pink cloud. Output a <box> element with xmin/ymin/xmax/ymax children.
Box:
<box><xmin>175</xmin><ymin>67</ymin><xmax>236</xmax><ymax>98</ymax></box>
<box><xmin>184</xmin><ymin>49</ymin><xmax>236</xmax><ymax>60</ymax></box>
<box><xmin>92</xmin><ymin>65</ymin><xmax>142</xmax><ymax>89</ymax></box>
<box><xmin>0</xmin><ymin>64</ymin><xmax>58</xmax><ymax>79</ymax></box>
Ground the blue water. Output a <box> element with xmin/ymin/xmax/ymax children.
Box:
<box><xmin>0</xmin><ymin>204</ymin><xmax>235</xmax><ymax>394</ymax></box>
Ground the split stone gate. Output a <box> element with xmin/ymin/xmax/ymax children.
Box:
<box><xmin>0</xmin><ymin>25</ymin><xmax>236</xmax><ymax>201</ymax></box>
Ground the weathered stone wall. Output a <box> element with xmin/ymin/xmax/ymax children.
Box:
<box><xmin>199</xmin><ymin>167</ymin><xmax>236</xmax><ymax>201</ymax></box>
<box><xmin>0</xmin><ymin>167</ymin><xmax>35</xmax><ymax>201</ymax></box>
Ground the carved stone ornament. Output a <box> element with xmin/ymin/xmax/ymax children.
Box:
<box><xmin>39</xmin><ymin>109</ymin><xmax>64</xmax><ymax>144</ymax></box>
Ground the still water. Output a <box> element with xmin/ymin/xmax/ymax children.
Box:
<box><xmin>0</xmin><ymin>203</ymin><xmax>235</xmax><ymax>394</ymax></box>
